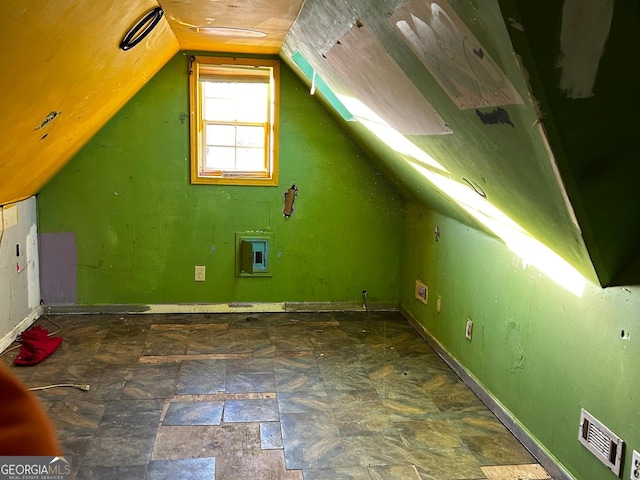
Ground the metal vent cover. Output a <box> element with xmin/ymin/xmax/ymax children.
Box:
<box><xmin>578</xmin><ymin>409</ymin><xmax>623</xmax><ymax>476</ymax></box>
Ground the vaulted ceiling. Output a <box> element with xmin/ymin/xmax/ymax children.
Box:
<box><xmin>0</xmin><ymin>0</ymin><xmax>637</xmax><ymax>288</ymax></box>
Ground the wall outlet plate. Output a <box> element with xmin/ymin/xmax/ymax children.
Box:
<box><xmin>194</xmin><ymin>265</ymin><xmax>206</xmax><ymax>282</ymax></box>
<box><xmin>415</xmin><ymin>279</ymin><xmax>428</xmax><ymax>305</ymax></box>
<box><xmin>465</xmin><ymin>318</ymin><xmax>473</xmax><ymax>340</ymax></box>
<box><xmin>631</xmin><ymin>450</ymin><xmax>640</xmax><ymax>480</ymax></box>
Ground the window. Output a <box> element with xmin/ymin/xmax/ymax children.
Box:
<box><xmin>190</xmin><ymin>56</ymin><xmax>279</xmax><ymax>185</ymax></box>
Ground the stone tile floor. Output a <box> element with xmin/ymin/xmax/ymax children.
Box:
<box><xmin>1</xmin><ymin>311</ymin><xmax>544</xmax><ymax>479</ymax></box>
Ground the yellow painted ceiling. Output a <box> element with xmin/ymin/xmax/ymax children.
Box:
<box><xmin>160</xmin><ymin>0</ymin><xmax>304</xmax><ymax>54</ymax></box>
<box><xmin>0</xmin><ymin>0</ymin><xmax>303</xmax><ymax>207</ymax></box>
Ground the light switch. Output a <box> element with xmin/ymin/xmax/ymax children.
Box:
<box><xmin>195</xmin><ymin>265</ymin><xmax>206</xmax><ymax>282</ymax></box>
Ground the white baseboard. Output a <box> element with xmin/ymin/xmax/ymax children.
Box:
<box><xmin>0</xmin><ymin>305</ymin><xmax>43</xmax><ymax>353</ymax></box>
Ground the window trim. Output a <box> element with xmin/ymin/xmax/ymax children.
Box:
<box><xmin>189</xmin><ymin>56</ymin><xmax>280</xmax><ymax>186</ymax></box>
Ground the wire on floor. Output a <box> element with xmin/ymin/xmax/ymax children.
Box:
<box><xmin>28</xmin><ymin>384</ymin><xmax>90</xmax><ymax>392</ymax></box>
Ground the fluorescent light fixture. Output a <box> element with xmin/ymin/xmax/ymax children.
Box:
<box><xmin>190</xmin><ymin>26</ymin><xmax>267</xmax><ymax>37</ymax></box>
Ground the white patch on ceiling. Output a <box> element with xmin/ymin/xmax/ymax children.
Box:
<box><xmin>390</xmin><ymin>0</ymin><xmax>523</xmax><ymax>109</ymax></box>
<box><xmin>323</xmin><ymin>23</ymin><xmax>451</xmax><ymax>136</ymax></box>
<box><xmin>536</xmin><ymin>122</ymin><xmax>581</xmax><ymax>231</ymax></box>
<box><xmin>558</xmin><ymin>0</ymin><xmax>613</xmax><ymax>99</ymax></box>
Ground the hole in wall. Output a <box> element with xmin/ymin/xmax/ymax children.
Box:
<box><xmin>462</xmin><ymin>177</ymin><xmax>487</xmax><ymax>198</ymax></box>
<box><xmin>40</xmin><ymin>133</ymin><xmax>48</xmax><ymax>141</ymax></box>
<box><xmin>35</xmin><ymin>111</ymin><xmax>61</xmax><ymax>130</ymax></box>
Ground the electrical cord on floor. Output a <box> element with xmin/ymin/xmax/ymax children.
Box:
<box><xmin>28</xmin><ymin>384</ymin><xmax>90</xmax><ymax>392</ymax></box>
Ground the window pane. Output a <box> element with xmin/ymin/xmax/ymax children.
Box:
<box><xmin>237</xmin><ymin>126</ymin><xmax>264</xmax><ymax>148</ymax></box>
<box><xmin>206</xmin><ymin>124</ymin><xmax>235</xmax><ymax>147</ymax></box>
<box><xmin>203</xmin><ymin>81</ymin><xmax>268</xmax><ymax>122</ymax></box>
<box><xmin>205</xmin><ymin>146</ymin><xmax>235</xmax><ymax>170</ymax></box>
<box><xmin>236</xmin><ymin>84</ymin><xmax>268</xmax><ymax>122</ymax></box>
<box><xmin>236</xmin><ymin>147</ymin><xmax>265</xmax><ymax>171</ymax></box>
<box><xmin>204</xmin><ymin>97</ymin><xmax>235</xmax><ymax>121</ymax></box>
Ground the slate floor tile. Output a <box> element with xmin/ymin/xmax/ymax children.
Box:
<box><xmin>83</xmin><ymin>435</ymin><xmax>155</xmax><ymax>466</ymax></box>
<box><xmin>283</xmin><ymin>436</ymin><xmax>356</xmax><ymax>470</ymax></box>
<box><xmin>23</xmin><ymin>312</ymin><xmax>547</xmax><ymax>480</ymax></box>
<box><xmin>223</xmin><ymin>398</ymin><xmax>280</xmax><ymax>422</ymax></box>
<box><xmin>368</xmin><ymin>464</ymin><xmax>422</xmax><ymax>480</ymax></box>
<box><xmin>121</xmin><ymin>377</ymin><xmax>177</xmax><ymax>399</ymax></box>
<box><xmin>260</xmin><ymin>421</ymin><xmax>284</xmax><ymax>449</ymax></box>
<box><xmin>146</xmin><ymin>457</ymin><xmax>215</xmax><ymax>480</ymax></box>
<box><xmin>162</xmin><ymin>401</ymin><xmax>224</xmax><ymax>426</ymax></box>
<box><xmin>301</xmin><ymin>467</ymin><xmax>372</xmax><ymax>480</ymax></box>
<box><xmin>277</xmin><ymin>391</ymin><xmax>332</xmax><ymax>415</ymax></box>
<box><xmin>280</xmin><ymin>412</ymin><xmax>340</xmax><ymax>441</ymax></box>
<box><xmin>461</xmin><ymin>432</ymin><xmax>536</xmax><ymax>466</ymax></box>
<box><xmin>226</xmin><ymin>372</ymin><xmax>276</xmax><ymax>393</ymax></box>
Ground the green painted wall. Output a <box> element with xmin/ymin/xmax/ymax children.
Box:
<box><xmin>37</xmin><ymin>53</ymin><xmax>404</xmax><ymax>306</ymax></box>
<box><xmin>402</xmin><ymin>201</ymin><xmax>640</xmax><ymax>480</ymax></box>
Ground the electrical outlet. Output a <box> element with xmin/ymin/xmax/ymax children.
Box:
<box><xmin>465</xmin><ymin>318</ymin><xmax>473</xmax><ymax>340</ymax></box>
<box><xmin>436</xmin><ymin>296</ymin><xmax>442</xmax><ymax>313</ymax></box>
<box><xmin>415</xmin><ymin>279</ymin><xmax>428</xmax><ymax>305</ymax></box>
<box><xmin>194</xmin><ymin>265</ymin><xmax>206</xmax><ymax>282</ymax></box>
<box><xmin>631</xmin><ymin>450</ymin><xmax>640</xmax><ymax>480</ymax></box>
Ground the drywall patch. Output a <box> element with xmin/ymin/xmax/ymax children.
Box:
<box><xmin>26</xmin><ymin>223</ymin><xmax>40</xmax><ymax>309</ymax></box>
<box><xmin>536</xmin><ymin>122</ymin><xmax>580</xmax><ymax>230</ymax></box>
<box><xmin>39</xmin><ymin>232</ymin><xmax>77</xmax><ymax>305</ymax></box>
<box><xmin>323</xmin><ymin>23</ymin><xmax>451</xmax><ymax>135</ymax></box>
<box><xmin>390</xmin><ymin>0</ymin><xmax>523</xmax><ymax>109</ymax></box>
<box><xmin>506</xmin><ymin>321</ymin><xmax>525</xmax><ymax>371</ymax></box>
<box><xmin>475</xmin><ymin>107</ymin><xmax>514</xmax><ymax>127</ymax></box>
<box><xmin>1</xmin><ymin>204</ymin><xmax>18</xmax><ymax>228</ymax></box>
<box><xmin>557</xmin><ymin>0</ymin><xmax>613</xmax><ymax>99</ymax></box>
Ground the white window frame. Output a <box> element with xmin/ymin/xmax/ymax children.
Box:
<box><xmin>189</xmin><ymin>56</ymin><xmax>279</xmax><ymax>186</ymax></box>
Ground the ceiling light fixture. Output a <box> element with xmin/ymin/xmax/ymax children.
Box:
<box><xmin>190</xmin><ymin>26</ymin><xmax>267</xmax><ymax>38</ymax></box>
<box><xmin>120</xmin><ymin>7</ymin><xmax>164</xmax><ymax>51</ymax></box>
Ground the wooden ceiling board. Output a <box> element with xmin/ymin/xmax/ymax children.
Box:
<box><xmin>0</xmin><ymin>1</ymin><xmax>179</xmax><ymax>206</ymax></box>
<box><xmin>159</xmin><ymin>0</ymin><xmax>304</xmax><ymax>53</ymax></box>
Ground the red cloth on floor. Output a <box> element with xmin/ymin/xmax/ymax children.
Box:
<box><xmin>14</xmin><ymin>325</ymin><xmax>63</xmax><ymax>366</ymax></box>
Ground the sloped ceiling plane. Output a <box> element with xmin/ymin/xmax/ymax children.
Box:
<box><xmin>0</xmin><ymin>0</ymin><xmax>638</xmax><ymax>288</ymax></box>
